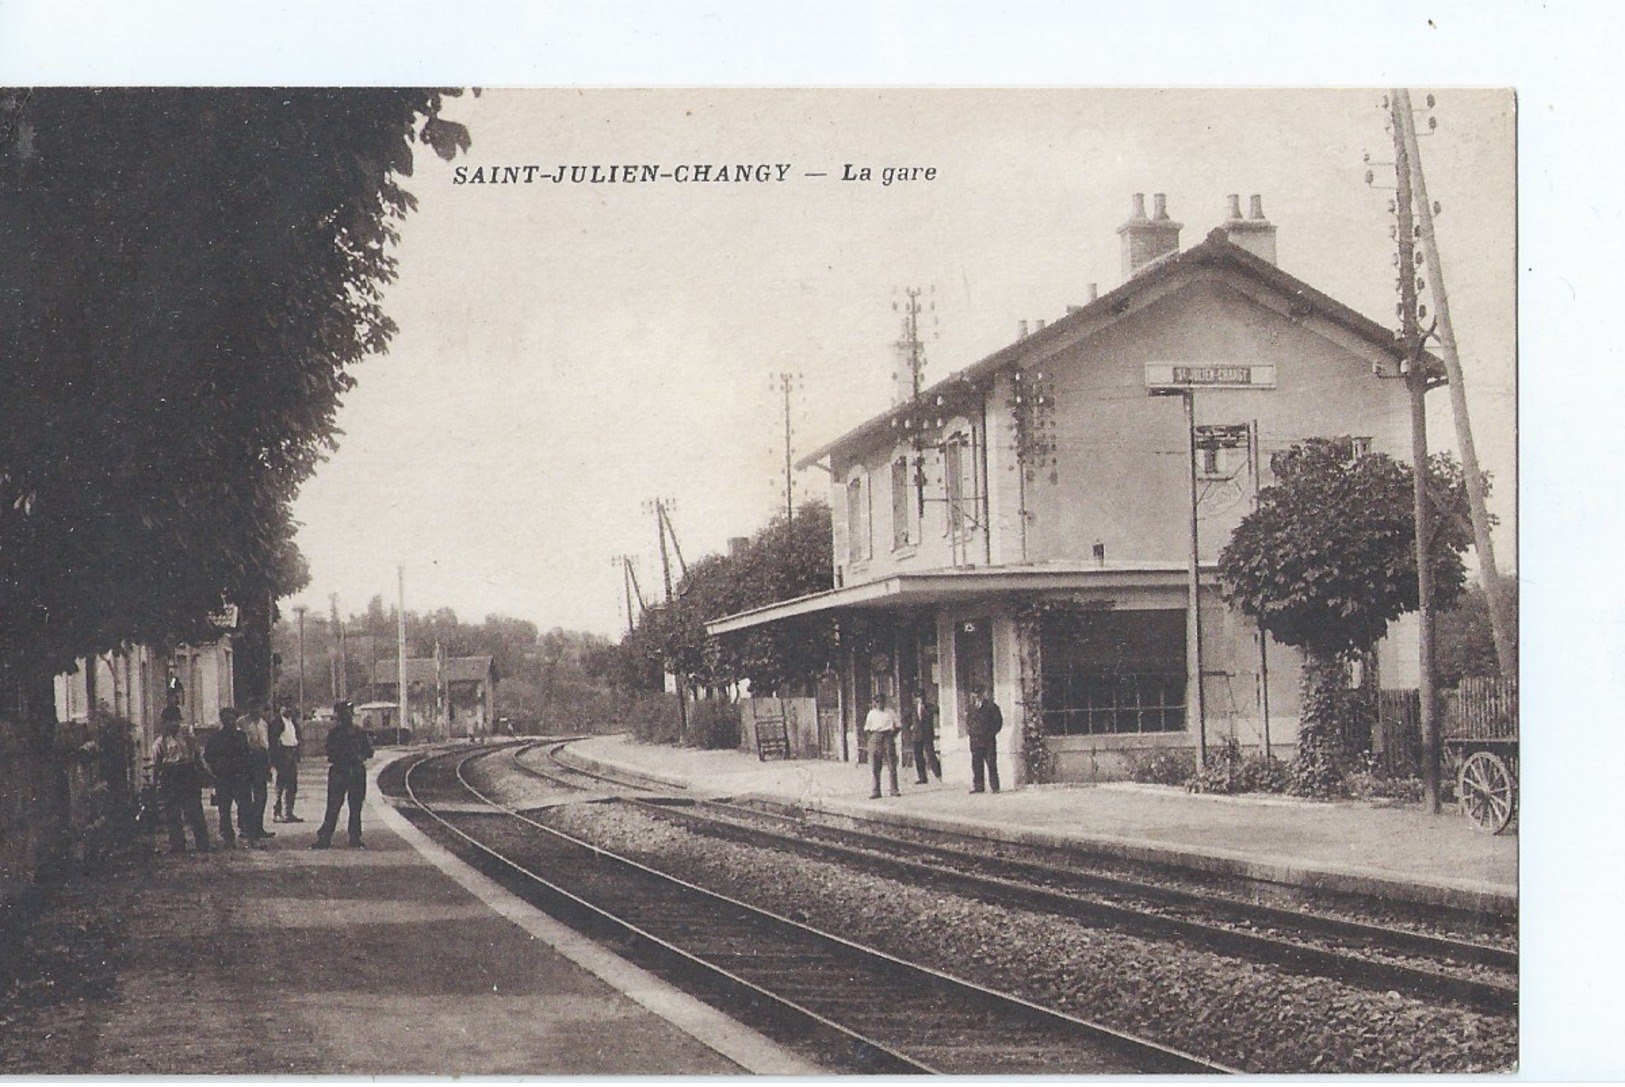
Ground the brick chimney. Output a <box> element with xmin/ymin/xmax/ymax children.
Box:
<box><xmin>1223</xmin><ymin>193</ymin><xmax>1277</xmax><ymax>265</ymax></box>
<box><xmin>1118</xmin><ymin>192</ymin><xmax>1181</xmax><ymax>280</ymax></box>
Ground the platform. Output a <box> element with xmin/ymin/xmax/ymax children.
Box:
<box><xmin>559</xmin><ymin>733</ymin><xmax>1519</xmax><ymax>916</ymax></box>
<box><xmin>70</xmin><ymin>752</ymin><xmax>820</xmax><ymax>1077</ymax></box>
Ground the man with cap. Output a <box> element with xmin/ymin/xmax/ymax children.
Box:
<box><xmin>966</xmin><ymin>685</ymin><xmax>1003</xmax><ymax>794</ymax></box>
<box><xmin>152</xmin><ymin>705</ymin><xmax>211</xmax><ymax>853</ymax></box>
<box><xmin>237</xmin><ymin>703</ymin><xmax>275</xmax><ymax>842</ymax></box>
<box><xmin>312</xmin><ymin>700</ymin><xmax>374</xmax><ymax>849</ymax></box>
<box><xmin>202</xmin><ymin>707</ymin><xmax>255</xmax><ymax>848</ymax></box>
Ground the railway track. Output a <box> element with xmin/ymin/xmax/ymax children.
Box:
<box><xmin>386</xmin><ymin>746</ymin><xmax>1233</xmax><ymax>1076</ymax></box>
<box><xmin>493</xmin><ymin>740</ymin><xmax>1515</xmax><ymax>1015</ymax></box>
<box><xmin>530</xmin><ymin>743</ymin><xmax>1514</xmax><ymax>991</ymax></box>
<box><xmin>621</xmin><ymin>794</ymin><xmax>1517</xmax><ymax>1016</ymax></box>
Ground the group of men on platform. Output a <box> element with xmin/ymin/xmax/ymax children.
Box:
<box><xmin>150</xmin><ymin>698</ymin><xmax>373</xmax><ymax>854</ymax></box>
<box><xmin>861</xmin><ymin>684</ymin><xmax>1002</xmax><ymax>799</ymax></box>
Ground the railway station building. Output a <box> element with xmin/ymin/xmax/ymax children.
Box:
<box><xmin>54</xmin><ymin>614</ymin><xmax>242</xmax><ymax>754</ymax></box>
<box><xmin>710</xmin><ymin>194</ymin><xmax>1417</xmax><ymax>785</ymax></box>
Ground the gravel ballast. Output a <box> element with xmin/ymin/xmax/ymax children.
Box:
<box><xmin>538</xmin><ymin>801</ymin><xmax>1516</xmax><ymax>1074</ymax></box>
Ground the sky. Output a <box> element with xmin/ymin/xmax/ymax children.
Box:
<box><xmin>280</xmin><ymin>87</ymin><xmax>1516</xmax><ymax>636</ymax></box>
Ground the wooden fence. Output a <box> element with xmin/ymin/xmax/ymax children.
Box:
<box><xmin>1443</xmin><ymin>677</ymin><xmax>1519</xmax><ymax>742</ymax></box>
<box><xmin>1376</xmin><ymin>677</ymin><xmax>1518</xmax><ymax>775</ymax></box>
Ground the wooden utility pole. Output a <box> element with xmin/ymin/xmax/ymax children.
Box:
<box><xmin>396</xmin><ymin>564</ymin><xmax>408</xmax><ymax>742</ymax></box>
<box><xmin>1395</xmin><ymin>89</ymin><xmax>1517</xmax><ymax>675</ymax></box>
<box><xmin>293</xmin><ymin>604</ymin><xmax>308</xmax><ymax>722</ymax></box>
<box><xmin>329</xmin><ymin>593</ymin><xmax>347</xmax><ymax>701</ymax></box>
<box><xmin>644</xmin><ymin>497</ymin><xmax>689</xmax><ymax>739</ymax></box>
<box><xmin>1391</xmin><ymin>89</ymin><xmax>1443</xmax><ymax>813</ymax></box>
<box><xmin>773</xmin><ymin>372</ymin><xmax>801</xmax><ymax>525</ymax></box>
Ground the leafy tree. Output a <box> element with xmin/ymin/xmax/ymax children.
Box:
<box><xmin>723</xmin><ymin>502</ymin><xmax>838</xmax><ymax>693</ymax></box>
<box><xmin>614</xmin><ymin>500</ymin><xmax>836</xmax><ymax>699</ymax></box>
<box><xmin>1218</xmin><ymin>438</ymin><xmax>1472</xmax><ymax>794</ymax></box>
<box><xmin>1436</xmin><ymin>580</ymin><xmax>1517</xmax><ymax>686</ymax></box>
<box><xmin>0</xmin><ymin>88</ymin><xmax>470</xmax><ymax>723</ymax></box>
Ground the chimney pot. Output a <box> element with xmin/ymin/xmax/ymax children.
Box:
<box><xmin>1018</xmin><ymin>320</ymin><xmax>1029</xmax><ymax>339</ymax></box>
<box><xmin>1226</xmin><ymin>193</ymin><xmax>1243</xmax><ymax>220</ymax></box>
<box><xmin>1152</xmin><ymin>193</ymin><xmax>1169</xmax><ymax>221</ymax></box>
<box><xmin>1117</xmin><ymin>193</ymin><xmax>1181</xmax><ymax>279</ymax></box>
<box><xmin>1034</xmin><ymin>318</ymin><xmax>1046</xmax><ymax>332</ymax></box>
<box><xmin>1222</xmin><ymin>193</ymin><xmax>1278</xmax><ymax>265</ymax></box>
<box><xmin>1087</xmin><ymin>283</ymin><xmax>1098</xmax><ymax>301</ymax></box>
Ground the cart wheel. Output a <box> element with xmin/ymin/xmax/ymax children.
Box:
<box><xmin>1458</xmin><ymin>750</ymin><xmax>1516</xmax><ymax>834</ymax></box>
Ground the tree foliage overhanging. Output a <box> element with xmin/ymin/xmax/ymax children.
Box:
<box><xmin>610</xmin><ymin>500</ymin><xmax>836</xmax><ymax>697</ymax></box>
<box><xmin>0</xmin><ymin>88</ymin><xmax>469</xmax><ymax>684</ymax></box>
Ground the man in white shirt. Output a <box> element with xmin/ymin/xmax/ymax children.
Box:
<box><xmin>863</xmin><ymin>692</ymin><xmax>902</xmax><ymax>799</ymax></box>
<box><xmin>269</xmin><ymin>703</ymin><xmax>303</xmax><ymax>822</ymax></box>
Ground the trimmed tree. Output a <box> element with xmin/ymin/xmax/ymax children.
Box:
<box><xmin>0</xmin><ymin>88</ymin><xmax>468</xmax><ymax>875</ymax></box>
<box><xmin>0</xmin><ymin>88</ymin><xmax>468</xmax><ymax>702</ymax></box>
<box><xmin>1217</xmin><ymin>438</ymin><xmax>1472</xmax><ymax>795</ymax></box>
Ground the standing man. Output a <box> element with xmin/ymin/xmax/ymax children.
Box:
<box><xmin>269</xmin><ymin>701</ymin><xmax>302</xmax><ymax>822</ymax></box>
<box><xmin>863</xmin><ymin>692</ymin><xmax>902</xmax><ymax>799</ymax></box>
<box><xmin>238</xmin><ymin>704</ymin><xmax>274</xmax><ymax>842</ymax></box>
<box><xmin>966</xmin><ymin>685</ymin><xmax>1003</xmax><ymax>794</ymax></box>
<box><xmin>911</xmin><ymin>692</ymin><xmax>943</xmax><ymax>785</ymax></box>
<box><xmin>152</xmin><ymin>705</ymin><xmax>211</xmax><ymax>854</ymax></box>
<box><xmin>203</xmin><ymin>707</ymin><xmax>254</xmax><ymax>848</ymax></box>
<box><xmin>312</xmin><ymin>700</ymin><xmax>374</xmax><ymax>849</ymax></box>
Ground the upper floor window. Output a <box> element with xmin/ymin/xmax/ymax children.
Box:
<box><xmin>942</xmin><ymin>432</ymin><xmax>977</xmax><ymax>541</ymax></box>
<box><xmin>846</xmin><ymin>472</ymin><xmax>872</xmax><ymax>563</ymax></box>
<box><xmin>891</xmin><ymin>456</ymin><xmax>915</xmax><ymax>550</ymax></box>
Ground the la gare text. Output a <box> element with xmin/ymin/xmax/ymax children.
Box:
<box><xmin>451</xmin><ymin>163</ymin><xmax>938</xmax><ymax>186</ymax></box>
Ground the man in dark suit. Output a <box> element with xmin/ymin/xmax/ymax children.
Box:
<box><xmin>311</xmin><ymin>701</ymin><xmax>375</xmax><ymax>849</ymax></box>
<box><xmin>966</xmin><ymin>685</ymin><xmax>1003</xmax><ymax>794</ymax></box>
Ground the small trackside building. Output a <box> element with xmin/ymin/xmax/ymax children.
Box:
<box><xmin>709</xmin><ymin>194</ymin><xmax>1419</xmax><ymax>787</ymax></box>
<box><xmin>370</xmin><ymin>655</ymin><xmax>497</xmax><ymax>740</ymax></box>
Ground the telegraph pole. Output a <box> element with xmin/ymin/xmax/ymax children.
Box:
<box><xmin>645</xmin><ymin>498</ymin><xmax>677</xmax><ymax>601</ymax></box>
<box><xmin>1396</xmin><ymin>89</ymin><xmax>1517</xmax><ymax>675</ymax></box>
<box><xmin>1390</xmin><ymin>88</ymin><xmax>1444</xmax><ymax>814</ymax></box>
<box><xmin>772</xmin><ymin>372</ymin><xmax>802</xmax><ymax>524</ymax></box>
<box><xmin>643</xmin><ymin>498</ymin><xmax>689</xmax><ymax>739</ymax></box>
<box><xmin>397</xmin><ymin>564</ymin><xmax>409</xmax><ymax>743</ymax></box>
<box><xmin>293</xmin><ymin>604</ymin><xmax>308</xmax><ymax>722</ymax></box>
<box><xmin>894</xmin><ymin>286</ymin><xmax>937</xmax><ymax>523</ymax></box>
<box><xmin>894</xmin><ymin>287</ymin><xmax>933</xmax><ymax>402</ymax></box>
<box><xmin>329</xmin><ymin>593</ymin><xmax>347</xmax><ymax>701</ymax></box>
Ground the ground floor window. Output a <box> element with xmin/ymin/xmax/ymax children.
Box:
<box><xmin>1040</xmin><ymin>609</ymin><xmax>1186</xmax><ymax>735</ymax></box>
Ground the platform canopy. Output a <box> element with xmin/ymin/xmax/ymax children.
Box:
<box><xmin>705</xmin><ymin>562</ymin><xmax>1194</xmax><ymax>636</ymax></box>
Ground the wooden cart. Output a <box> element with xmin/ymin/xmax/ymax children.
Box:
<box><xmin>1445</xmin><ymin>679</ymin><xmax>1518</xmax><ymax>834</ymax></box>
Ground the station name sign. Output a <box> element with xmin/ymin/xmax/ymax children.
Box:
<box><xmin>1144</xmin><ymin>363</ymin><xmax>1276</xmax><ymax>391</ymax></box>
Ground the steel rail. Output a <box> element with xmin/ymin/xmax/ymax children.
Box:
<box><xmin>394</xmin><ymin>748</ymin><xmax>1235</xmax><ymax>1075</ymax></box>
<box><xmin>633</xmin><ymin>796</ymin><xmax>1517</xmax><ymax>1017</ymax></box>
<box><xmin>537</xmin><ymin>742</ymin><xmax>1513</xmax><ymax>972</ymax></box>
